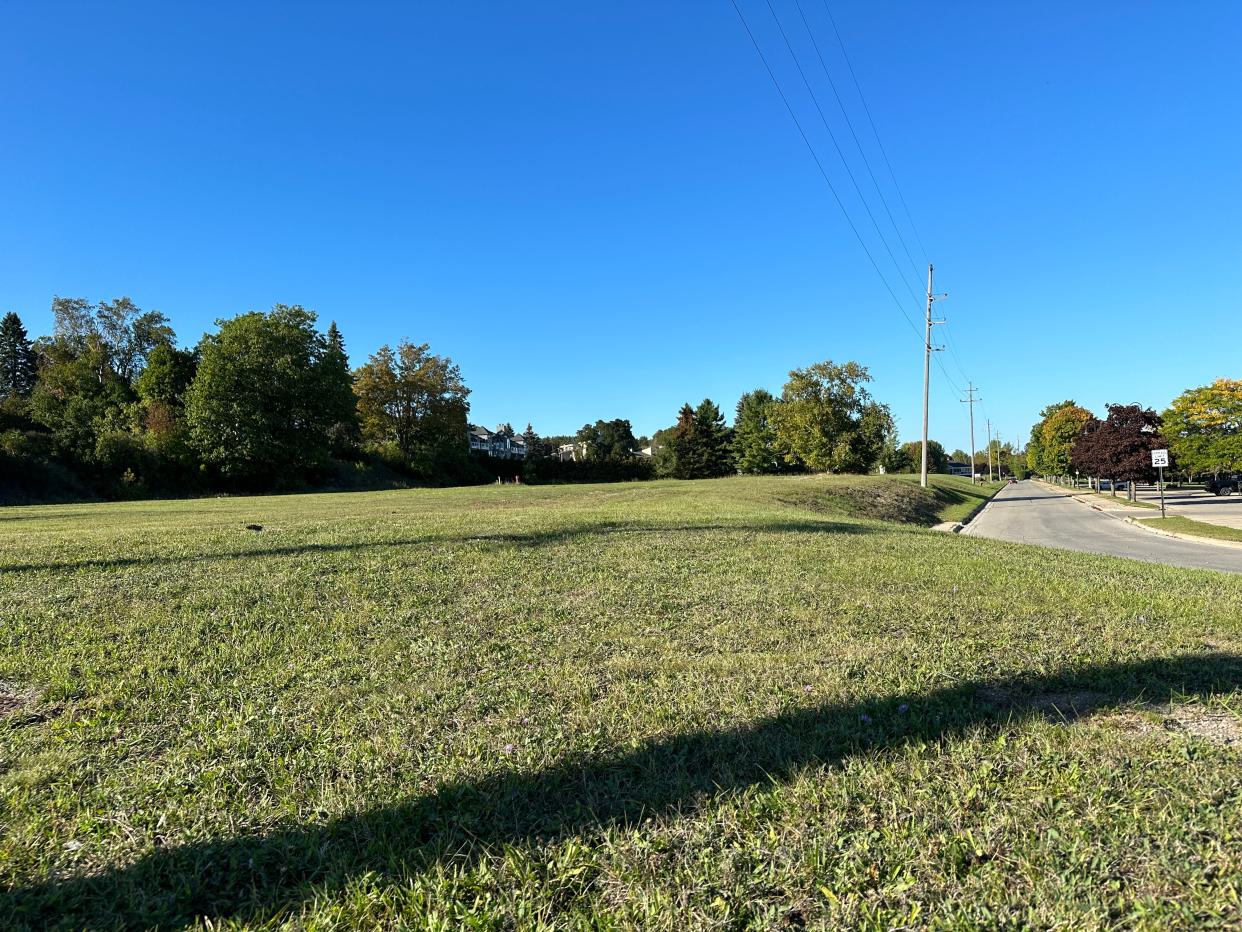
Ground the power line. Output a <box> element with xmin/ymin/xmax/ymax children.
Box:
<box><xmin>822</xmin><ymin>0</ymin><xmax>930</xmax><ymax>264</ymax></box>
<box><xmin>934</xmin><ymin>354</ymin><xmax>962</xmax><ymax>396</ymax></box>
<box><xmin>762</xmin><ymin>0</ymin><xmax>924</xmax><ymax>308</ymax></box>
<box><xmin>939</xmin><ymin>320</ymin><xmax>971</xmax><ymax>384</ymax></box>
<box><xmin>728</xmin><ymin>0</ymin><xmax>922</xmax><ymax>341</ymax></box>
<box><xmin>791</xmin><ymin>0</ymin><xmax>923</xmax><ymax>284</ymax></box>
<box><xmin>731</xmin><ymin>0</ymin><xmax>974</xmax><ymax>438</ymax></box>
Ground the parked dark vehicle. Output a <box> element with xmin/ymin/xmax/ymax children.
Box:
<box><xmin>1204</xmin><ymin>474</ymin><xmax>1242</xmax><ymax>496</ymax></box>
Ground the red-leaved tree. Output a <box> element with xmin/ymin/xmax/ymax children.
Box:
<box><xmin>1071</xmin><ymin>403</ymin><xmax>1165</xmax><ymax>500</ymax></box>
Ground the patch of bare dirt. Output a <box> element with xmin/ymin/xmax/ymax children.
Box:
<box><xmin>1100</xmin><ymin>705</ymin><xmax>1242</xmax><ymax>747</ymax></box>
<box><xmin>0</xmin><ymin>682</ymin><xmax>61</xmax><ymax>728</ymax></box>
<box><xmin>0</xmin><ymin>681</ymin><xmax>29</xmax><ymax>715</ymax></box>
<box><xmin>1163</xmin><ymin>705</ymin><xmax>1242</xmax><ymax>746</ymax></box>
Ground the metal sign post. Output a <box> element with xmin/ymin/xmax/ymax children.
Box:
<box><xmin>1151</xmin><ymin>449</ymin><xmax>1169</xmax><ymax>519</ymax></box>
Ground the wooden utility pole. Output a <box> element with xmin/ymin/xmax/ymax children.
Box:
<box><xmin>961</xmin><ymin>383</ymin><xmax>980</xmax><ymax>484</ymax></box>
<box><xmin>920</xmin><ymin>264</ymin><xmax>946</xmax><ymax>488</ymax></box>
<box><xmin>985</xmin><ymin>418</ymin><xmax>994</xmax><ymax>482</ymax></box>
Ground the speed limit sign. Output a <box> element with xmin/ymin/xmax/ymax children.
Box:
<box><xmin>1151</xmin><ymin>449</ymin><xmax>1169</xmax><ymax>517</ymax></box>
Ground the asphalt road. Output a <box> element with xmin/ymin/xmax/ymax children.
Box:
<box><xmin>964</xmin><ymin>481</ymin><xmax>1242</xmax><ymax>574</ymax></box>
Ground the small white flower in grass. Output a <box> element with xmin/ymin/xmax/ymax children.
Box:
<box><xmin>63</xmin><ymin>840</ymin><xmax>83</xmax><ymax>851</ymax></box>
<box><xmin>803</xmin><ymin>685</ymin><xmax>813</xmax><ymax>693</ymax></box>
<box><xmin>503</xmin><ymin>743</ymin><xmax>515</xmax><ymax>754</ymax></box>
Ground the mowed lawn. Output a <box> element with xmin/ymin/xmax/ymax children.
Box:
<box><xmin>2</xmin><ymin>475</ymin><xmax>1241</xmax><ymax>929</ymax></box>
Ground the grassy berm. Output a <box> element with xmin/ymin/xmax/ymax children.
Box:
<box><xmin>2</xmin><ymin>475</ymin><xmax>1241</xmax><ymax>929</ymax></box>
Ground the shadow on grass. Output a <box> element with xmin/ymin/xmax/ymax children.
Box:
<box><xmin>0</xmin><ymin>520</ymin><xmax>879</xmax><ymax>575</ymax></box>
<box><xmin>5</xmin><ymin>653</ymin><xmax>1241</xmax><ymax>929</ymax></box>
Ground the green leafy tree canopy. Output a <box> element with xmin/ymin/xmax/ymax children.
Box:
<box><xmin>1163</xmin><ymin>379</ymin><xmax>1242</xmax><ymax>476</ymax></box>
<box><xmin>185</xmin><ymin>305</ymin><xmax>349</xmax><ymax>484</ymax></box>
<box><xmin>768</xmin><ymin>360</ymin><xmax>892</xmax><ymax>473</ymax></box>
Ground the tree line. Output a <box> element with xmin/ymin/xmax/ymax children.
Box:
<box><xmin>643</xmin><ymin>359</ymin><xmax>897</xmax><ymax>481</ymax></box>
<box><xmin>0</xmin><ymin>301</ymin><xmax>482</xmax><ymax>501</ymax></box>
<box><xmin>1</xmin><ymin>297</ymin><xmax>977</xmax><ymax>502</ymax></box>
<box><xmin>531</xmin><ymin>359</ymin><xmax>966</xmax><ymax>483</ymax></box>
<box><xmin>1026</xmin><ymin>380</ymin><xmax>1242</xmax><ymax>499</ymax></box>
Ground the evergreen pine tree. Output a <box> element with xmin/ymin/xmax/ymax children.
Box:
<box><xmin>668</xmin><ymin>403</ymin><xmax>700</xmax><ymax>479</ymax></box>
<box><xmin>522</xmin><ymin>422</ymin><xmax>542</xmax><ymax>458</ymax></box>
<box><xmin>733</xmin><ymin>389</ymin><xmax>783</xmax><ymax>474</ymax></box>
<box><xmin>693</xmin><ymin>398</ymin><xmax>733</xmax><ymax>477</ymax></box>
<box><xmin>0</xmin><ymin>311</ymin><xmax>38</xmax><ymax>398</ymax></box>
<box><xmin>322</xmin><ymin>321</ymin><xmax>360</xmax><ymax>456</ymax></box>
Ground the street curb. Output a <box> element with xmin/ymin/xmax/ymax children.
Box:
<box><xmin>1067</xmin><ymin>492</ymin><xmax>1158</xmax><ymax>516</ymax></box>
<box><xmin>1040</xmin><ymin>480</ymin><xmax>1242</xmax><ymax>550</ymax></box>
<box><xmin>956</xmin><ymin>483</ymin><xmax>1009</xmax><ymax>536</ymax></box>
<box><xmin>932</xmin><ymin>521</ymin><xmax>963</xmax><ymax>534</ymax></box>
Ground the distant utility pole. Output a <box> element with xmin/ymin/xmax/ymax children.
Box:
<box><xmin>961</xmin><ymin>383</ymin><xmax>980</xmax><ymax>485</ymax></box>
<box><xmin>920</xmin><ymin>263</ymin><xmax>947</xmax><ymax>488</ymax></box>
<box><xmin>985</xmin><ymin>418</ymin><xmax>994</xmax><ymax>482</ymax></box>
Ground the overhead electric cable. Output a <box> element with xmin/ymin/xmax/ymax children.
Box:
<box><xmin>728</xmin><ymin>0</ymin><xmax>922</xmax><ymax>340</ymax></box>
<box><xmin>762</xmin><ymin>0</ymin><xmax>924</xmax><ymax>308</ymax></box>
<box><xmin>939</xmin><ymin>321</ymin><xmax>972</xmax><ymax>384</ymax></box>
<box><xmin>732</xmin><ymin>0</ymin><xmax>976</xmax><ymax>435</ymax></box>
<box><xmin>791</xmin><ymin>0</ymin><xmax>923</xmax><ymax>283</ymax></box>
<box><xmin>822</xmin><ymin>0</ymin><xmax>930</xmax><ymax>263</ymax></box>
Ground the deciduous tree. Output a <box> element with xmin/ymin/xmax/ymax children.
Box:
<box><xmin>768</xmin><ymin>360</ymin><xmax>892</xmax><ymax>473</ymax></box>
<box><xmin>353</xmin><ymin>339</ymin><xmax>470</xmax><ymax>477</ymax></box>
<box><xmin>1162</xmin><ymin>379</ymin><xmax>1242</xmax><ymax>477</ymax></box>
<box><xmin>185</xmin><ymin>305</ymin><xmax>348</xmax><ymax>484</ymax></box>
<box><xmin>1030</xmin><ymin>401</ymin><xmax>1093</xmax><ymax>476</ymax></box>
<box><xmin>898</xmin><ymin>439</ymin><xmax>947</xmax><ymax>474</ymax></box>
<box><xmin>575</xmin><ymin>419</ymin><xmax>637</xmax><ymax>460</ymax></box>
<box><xmin>1071</xmin><ymin>404</ymin><xmax>1163</xmax><ymax>499</ymax></box>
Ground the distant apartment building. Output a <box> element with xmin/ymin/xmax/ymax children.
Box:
<box><xmin>557</xmin><ymin>442</ymin><xmax>587</xmax><ymax>462</ymax></box>
<box><xmin>557</xmin><ymin>442</ymin><xmax>651</xmax><ymax>461</ymax></box>
<box><xmin>468</xmin><ymin>425</ymin><xmax>527</xmax><ymax>459</ymax></box>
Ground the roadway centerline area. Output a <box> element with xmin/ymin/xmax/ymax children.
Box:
<box><xmin>963</xmin><ymin>480</ymin><xmax>1242</xmax><ymax>574</ymax></box>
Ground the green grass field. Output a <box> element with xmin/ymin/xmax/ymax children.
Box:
<box><xmin>1083</xmin><ymin>492</ymin><xmax>1159</xmax><ymax>510</ymax></box>
<box><xmin>1138</xmin><ymin>514</ymin><xmax>1242</xmax><ymax>543</ymax></box>
<box><xmin>3</xmin><ymin>475</ymin><xmax>1241</xmax><ymax>929</ymax></box>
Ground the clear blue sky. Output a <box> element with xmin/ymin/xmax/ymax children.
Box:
<box><xmin>2</xmin><ymin>2</ymin><xmax>1239</xmax><ymax>451</ymax></box>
